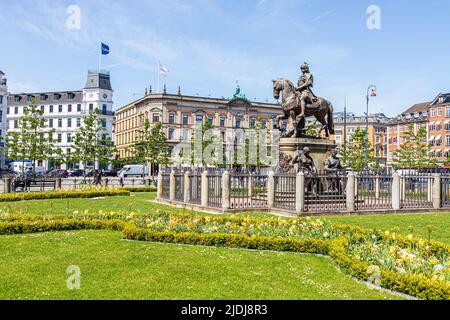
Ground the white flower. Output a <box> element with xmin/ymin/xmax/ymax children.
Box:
<box><xmin>433</xmin><ymin>264</ymin><xmax>444</xmax><ymax>271</ymax></box>
<box><xmin>323</xmin><ymin>232</ymin><xmax>329</xmax><ymax>238</ymax></box>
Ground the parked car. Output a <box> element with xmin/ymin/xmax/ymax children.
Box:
<box><xmin>47</xmin><ymin>169</ymin><xmax>69</xmax><ymax>178</ymax></box>
<box><xmin>0</xmin><ymin>169</ymin><xmax>16</xmax><ymax>178</ymax></box>
<box><xmin>68</xmin><ymin>169</ymin><xmax>84</xmax><ymax>177</ymax></box>
<box><xmin>118</xmin><ymin>165</ymin><xmax>149</xmax><ymax>178</ymax></box>
<box><xmin>102</xmin><ymin>169</ymin><xmax>119</xmax><ymax>177</ymax></box>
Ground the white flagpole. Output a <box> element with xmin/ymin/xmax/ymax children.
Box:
<box><xmin>157</xmin><ymin>61</ymin><xmax>160</xmax><ymax>93</ymax></box>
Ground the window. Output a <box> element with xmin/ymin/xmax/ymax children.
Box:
<box><xmin>57</xmin><ymin>134</ymin><xmax>62</xmax><ymax>143</ymax></box>
<box><xmin>168</xmin><ymin>128</ymin><xmax>175</xmax><ymax>140</ymax></box>
<box><xmin>102</xmin><ymin>104</ymin><xmax>107</xmax><ymax>114</ymax></box>
<box><xmin>250</xmin><ymin>118</ymin><xmax>256</xmax><ymax>127</ymax></box>
<box><xmin>67</xmin><ymin>118</ymin><xmax>72</xmax><ymax>127</ymax></box>
<box><xmin>102</xmin><ymin>119</ymin><xmax>107</xmax><ymax>128</ymax></box>
<box><xmin>89</xmin><ymin>104</ymin><xmax>94</xmax><ymax>113</ymax></box>
<box><xmin>54</xmin><ymin>93</ymin><xmax>61</xmax><ymax>101</ymax></box>
<box><xmin>438</xmin><ymin>107</ymin><xmax>443</xmax><ymax>116</ymax></box>
<box><xmin>153</xmin><ymin>113</ymin><xmax>160</xmax><ymax>123</ymax></box>
<box><xmin>58</xmin><ymin>119</ymin><xmax>62</xmax><ymax>128</ymax></box>
<box><xmin>40</xmin><ymin>94</ymin><xmax>47</xmax><ymax>102</ymax></box>
<box><xmin>77</xmin><ymin>104</ymin><xmax>82</xmax><ymax>112</ymax></box>
<box><xmin>49</xmin><ymin>119</ymin><xmax>53</xmax><ymax>127</ymax></box>
<box><xmin>446</xmin><ymin>135</ymin><xmax>450</xmax><ymax>146</ymax></box>
<box><xmin>0</xmin><ymin>96</ymin><xmax>3</xmax><ymax>104</ymax></box>
<box><xmin>58</xmin><ymin>105</ymin><xmax>63</xmax><ymax>113</ymax></box>
<box><xmin>236</xmin><ymin>118</ymin><xmax>241</xmax><ymax>128</ymax></box>
<box><xmin>208</xmin><ymin>116</ymin><xmax>213</xmax><ymax>125</ymax></box>
<box><xmin>67</xmin><ymin>133</ymin><xmax>72</xmax><ymax>143</ymax></box>
<box><xmin>6</xmin><ymin>107</ymin><xmax>9</xmax><ymax>114</ymax></box>
<box><xmin>0</xmin><ymin>110</ymin><xmax>2</xmax><ymax>121</ymax></box>
<box><xmin>182</xmin><ymin>114</ymin><xmax>189</xmax><ymax>125</ymax></box>
<box><xmin>446</xmin><ymin>106</ymin><xmax>450</xmax><ymax>117</ymax></box>
<box><xmin>220</xmin><ymin>116</ymin><xmax>226</xmax><ymax>127</ymax></box>
<box><xmin>14</xmin><ymin>120</ymin><xmax>18</xmax><ymax>128</ymax></box>
<box><xmin>431</xmin><ymin>108</ymin><xmax>436</xmax><ymax>117</ymax></box>
<box><xmin>195</xmin><ymin>115</ymin><xmax>204</xmax><ymax>125</ymax></box>
<box><xmin>261</xmin><ymin>120</ymin><xmax>267</xmax><ymax>128</ymax></box>
<box><xmin>49</xmin><ymin>105</ymin><xmax>54</xmax><ymax>113</ymax></box>
<box><xmin>182</xmin><ymin>129</ymin><xmax>188</xmax><ymax>140</ymax></box>
<box><xmin>169</xmin><ymin>113</ymin><xmax>175</xmax><ymax>124</ymax></box>
<box><xmin>40</xmin><ymin>105</ymin><xmax>44</xmax><ymax>112</ymax></box>
<box><xmin>14</xmin><ymin>107</ymin><xmax>18</xmax><ymax>114</ymax></box>
<box><xmin>77</xmin><ymin>118</ymin><xmax>81</xmax><ymax>127</ymax></box>
<box><xmin>14</xmin><ymin>96</ymin><xmax>21</xmax><ymax>103</ymax></box>
<box><xmin>67</xmin><ymin>148</ymin><xmax>71</xmax><ymax>154</ymax></box>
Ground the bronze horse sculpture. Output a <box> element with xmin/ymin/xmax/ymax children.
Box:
<box><xmin>272</xmin><ymin>78</ymin><xmax>335</xmax><ymax>138</ymax></box>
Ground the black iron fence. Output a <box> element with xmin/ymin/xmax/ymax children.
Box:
<box><xmin>229</xmin><ymin>174</ymin><xmax>268</xmax><ymax>209</ymax></box>
<box><xmin>189</xmin><ymin>173</ymin><xmax>202</xmax><ymax>205</ymax></box>
<box><xmin>174</xmin><ymin>174</ymin><xmax>184</xmax><ymax>202</ymax></box>
<box><xmin>274</xmin><ymin>173</ymin><xmax>296</xmax><ymax>210</ymax></box>
<box><xmin>400</xmin><ymin>173</ymin><xmax>433</xmax><ymax>209</ymax></box>
<box><xmin>356</xmin><ymin>172</ymin><xmax>392</xmax><ymax>210</ymax></box>
<box><xmin>304</xmin><ymin>171</ymin><xmax>347</xmax><ymax>212</ymax></box>
<box><xmin>207</xmin><ymin>174</ymin><xmax>222</xmax><ymax>208</ymax></box>
<box><xmin>161</xmin><ymin>173</ymin><xmax>170</xmax><ymax>199</ymax></box>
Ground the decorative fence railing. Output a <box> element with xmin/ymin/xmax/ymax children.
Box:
<box><xmin>161</xmin><ymin>173</ymin><xmax>171</xmax><ymax>199</ymax></box>
<box><xmin>304</xmin><ymin>171</ymin><xmax>347</xmax><ymax>212</ymax></box>
<box><xmin>229</xmin><ymin>174</ymin><xmax>268</xmax><ymax>209</ymax></box>
<box><xmin>400</xmin><ymin>173</ymin><xmax>433</xmax><ymax>209</ymax></box>
<box><xmin>188</xmin><ymin>173</ymin><xmax>202</xmax><ymax>205</ymax></box>
<box><xmin>273</xmin><ymin>174</ymin><xmax>296</xmax><ymax>211</ymax></box>
<box><xmin>158</xmin><ymin>169</ymin><xmax>446</xmax><ymax>214</ymax></box>
<box><xmin>356</xmin><ymin>173</ymin><xmax>392</xmax><ymax>210</ymax></box>
<box><xmin>207</xmin><ymin>174</ymin><xmax>222</xmax><ymax>208</ymax></box>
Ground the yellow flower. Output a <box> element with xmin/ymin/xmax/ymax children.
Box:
<box><xmin>384</xmin><ymin>231</ymin><xmax>390</xmax><ymax>237</ymax></box>
<box><xmin>407</xmin><ymin>234</ymin><xmax>413</xmax><ymax>240</ymax></box>
<box><xmin>430</xmin><ymin>258</ymin><xmax>439</xmax><ymax>265</ymax></box>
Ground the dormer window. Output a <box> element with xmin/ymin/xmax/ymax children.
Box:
<box><xmin>14</xmin><ymin>95</ymin><xmax>21</xmax><ymax>103</ymax></box>
<box><xmin>40</xmin><ymin>94</ymin><xmax>47</xmax><ymax>102</ymax></box>
<box><xmin>54</xmin><ymin>93</ymin><xmax>61</xmax><ymax>100</ymax></box>
<box><xmin>27</xmin><ymin>95</ymin><xmax>34</xmax><ymax>103</ymax></box>
<box><xmin>67</xmin><ymin>93</ymin><xmax>75</xmax><ymax>101</ymax></box>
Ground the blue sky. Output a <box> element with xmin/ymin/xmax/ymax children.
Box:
<box><xmin>1</xmin><ymin>0</ymin><xmax>450</xmax><ymax>116</ymax></box>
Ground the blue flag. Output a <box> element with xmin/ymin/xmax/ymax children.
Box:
<box><xmin>101</xmin><ymin>43</ymin><xmax>110</xmax><ymax>55</ymax></box>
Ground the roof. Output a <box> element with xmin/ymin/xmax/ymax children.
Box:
<box><xmin>7</xmin><ymin>91</ymin><xmax>83</xmax><ymax>106</ymax></box>
<box><xmin>401</xmin><ymin>102</ymin><xmax>430</xmax><ymax>115</ymax></box>
<box><xmin>431</xmin><ymin>93</ymin><xmax>450</xmax><ymax>105</ymax></box>
<box><xmin>0</xmin><ymin>70</ymin><xmax>4</xmax><ymax>76</ymax></box>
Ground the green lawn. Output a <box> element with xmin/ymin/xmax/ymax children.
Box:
<box><xmin>0</xmin><ymin>230</ymin><xmax>399</xmax><ymax>300</ymax></box>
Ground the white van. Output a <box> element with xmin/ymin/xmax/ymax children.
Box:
<box><xmin>10</xmin><ymin>161</ymin><xmax>32</xmax><ymax>174</ymax></box>
<box><xmin>118</xmin><ymin>165</ymin><xmax>149</xmax><ymax>178</ymax></box>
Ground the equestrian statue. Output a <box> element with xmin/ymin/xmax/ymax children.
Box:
<box><xmin>272</xmin><ymin>62</ymin><xmax>335</xmax><ymax>138</ymax></box>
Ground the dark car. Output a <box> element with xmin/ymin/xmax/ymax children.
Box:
<box><xmin>47</xmin><ymin>169</ymin><xmax>69</xmax><ymax>178</ymax></box>
<box><xmin>102</xmin><ymin>169</ymin><xmax>118</xmax><ymax>177</ymax></box>
<box><xmin>68</xmin><ymin>169</ymin><xmax>84</xmax><ymax>177</ymax></box>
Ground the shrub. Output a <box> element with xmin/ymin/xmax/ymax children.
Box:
<box><xmin>119</xmin><ymin>186</ymin><xmax>157</xmax><ymax>193</ymax></box>
<box><xmin>0</xmin><ymin>189</ymin><xmax>130</xmax><ymax>203</ymax></box>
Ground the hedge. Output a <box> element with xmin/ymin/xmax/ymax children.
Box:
<box><xmin>119</xmin><ymin>186</ymin><xmax>157</xmax><ymax>193</ymax></box>
<box><xmin>0</xmin><ymin>189</ymin><xmax>130</xmax><ymax>202</ymax></box>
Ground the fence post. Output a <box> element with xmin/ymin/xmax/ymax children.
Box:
<box><xmin>184</xmin><ymin>171</ymin><xmax>191</xmax><ymax>203</ymax></box>
<box><xmin>433</xmin><ymin>173</ymin><xmax>441</xmax><ymax>210</ymax></box>
<box><xmin>4</xmin><ymin>178</ymin><xmax>11</xmax><ymax>193</ymax></box>
<box><xmin>295</xmin><ymin>171</ymin><xmax>305</xmax><ymax>214</ymax></box>
<box><xmin>346</xmin><ymin>172</ymin><xmax>355</xmax><ymax>212</ymax></box>
<box><xmin>375</xmin><ymin>175</ymin><xmax>380</xmax><ymax>199</ymax></box>
<box><xmin>56</xmin><ymin>178</ymin><xmax>62</xmax><ymax>190</ymax></box>
<box><xmin>267</xmin><ymin>170</ymin><xmax>275</xmax><ymax>209</ymax></box>
<box><xmin>201</xmin><ymin>170</ymin><xmax>208</xmax><ymax>207</ymax></box>
<box><xmin>400</xmin><ymin>176</ymin><xmax>406</xmax><ymax>201</ymax></box>
<box><xmin>392</xmin><ymin>173</ymin><xmax>401</xmax><ymax>210</ymax></box>
<box><xmin>156</xmin><ymin>172</ymin><xmax>163</xmax><ymax>200</ymax></box>
<box><xmin>427</xmin><ymin>177</ymin><xmax>433</xmax><ymax>202</ymax></box>
<box><xmin>222</xmin><ymin>171</ymin><xmax>230</xmax><ymax>209</ymax></box>
<box><xmin>102</xmin><ymin>178</ymin><xmax>108</xmax><ymax>188</ymax></box>
<box><xmin>248</xmin><ymin>174</ymin><xmax>253</xmax><ymax>198</ymax></box>
<box><xmin>169</xmin><ymin>169</ymin><xmax>176</xmax><ymax>202</ymax></box>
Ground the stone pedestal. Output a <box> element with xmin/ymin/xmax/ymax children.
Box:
<box><xmin>279</xmin><ymin>137</ymin><xmax>337</xmax><ymax>172</ymax></box>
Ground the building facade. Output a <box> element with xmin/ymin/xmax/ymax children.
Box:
<box><xmin>0</xmin><ymin>71</ymin><xmax>7</xmax><ymax>167</ymax></box>
<box><xmin>386</xmin><ymin>102</ymin><xmax>429</xmax><ymax>164</ymax></box>
<box><xmin>114</xmin><ymin>87</ymin><xmax>281</xmax><ymax>160</ymax></box>
<box><xmin>429</xmin><ymin>93</ymin><xmax>450</xmax><ymax>163</ymax></box>
<box><xmin>6</xmin><ymin>70</ymin><xmax>114</xmax><ymax>170</ymax></box>
<box><xmin>333</xmin><ymin>112</ymin><xmax>389</xmax><ymax>165</ymax></box>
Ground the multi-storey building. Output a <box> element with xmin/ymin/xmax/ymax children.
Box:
<box><xmin>114</xmin><ymin>86</ymin><xmax>281</xmax><ymax>160</ymax></box>
<box><xmin>429</xmin><ymin>93</ymin><xmax>450</xmax><ymax>163</ymax></box>
<box><xmin>333</xmin><ymin>112</ymin><xmax>389</xmax><ymax>165</ymax></box>
<box><xmin>0</xmin><ymin>71</ymin><xmax>7</xmax><ymax>167</ymax></box>
<box><xmin>386</xmin><ymin>102</ymin><xmax>429</xmax><ymax>164</ymax></box>
<box><xmin>6</xmin><ymin>70</ymin><xmax>114</xmax><ymax>170</ymax></box>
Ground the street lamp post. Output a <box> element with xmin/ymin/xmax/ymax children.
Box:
<box><xmin>365</xmin><ymin>85</ymin><xmax>377</xmax><ymax>170</ymax></box>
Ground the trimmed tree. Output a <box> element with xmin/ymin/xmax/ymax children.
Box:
<box><xmin>393</xmin><ymin>123</ymin><xmax>436</xmax><ymax>169</ymax></box>
<box><xmin>71</xmin><ymin>109</ymin><xmax>115</xmax><ymax>173</ymax></box>
<box><xmin>341</xmin><ymin>127</ymin><xmax>379</xmax><ymax>172</ymax></box>
<box><xmin>6</xmin><ymin>103</ymin><xmax>59</xmax><ymax>174</ymax></box>
<box><xmin>131</xmin><ymin>120</ymin><xmax>171</xmax><ymax>176</ymax></box>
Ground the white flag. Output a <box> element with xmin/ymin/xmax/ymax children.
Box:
<box><xmin>159</xmin><ymin>63</ymin><xmax>169</xmax><ymax>77</ymax></box>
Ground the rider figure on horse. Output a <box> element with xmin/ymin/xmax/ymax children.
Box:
<box><xmin>296</xmin><ymin>62</ymin><xmax>317</xmax><ymax>119</ymax></box>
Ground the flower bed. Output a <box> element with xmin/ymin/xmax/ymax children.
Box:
<box><xmin>0</xmin><ymin>188</ymin><xmax>130</xmax><ymax>202</ymax></box>
<box><xmin>0</xmin><ymin>211</ymin><xmax>449</xmax><ymax>299</ymax></box>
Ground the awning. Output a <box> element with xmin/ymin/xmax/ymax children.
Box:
<box><xmin>445</xmin><ymin>149</ymin><xmax>450</xmax><ymax>153</ymax></box>
<box><xmin>435</xmin><ymin>121</ymin><xmax>442</xmax><ymax>126</ymax></box>
<box><xmin>429</xmin><ymin>136</ymin><xmax>435</xmax><ymax>141</ymax></box>
<box><xmin>445</xmin><ymin>120</ymin><xmax>450</xmax><ymax>124</ymax></box>
<box><xmin>436</xmin><ymin>135</ymin><xmax>442</xmax><ymax>140</ymax></box>
<box><xmin>429</xmin><ymin>149</ymin><xmax>435</xmax><ymax>154</ymax></box>
<box><xmin>429</xmin><ymin>122</ymin><xmax>435</xmax><ymax>126</ymax></box>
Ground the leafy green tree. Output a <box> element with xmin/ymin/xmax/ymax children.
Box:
<box><xmin>71</xmin><ymin>110</ymin><xmax>115</xmax><ymax>173</ymax></box>
<box><xmin>6</xmin><ymin>103</ymin><xmax>59</xmax><ymax>173</ymax></box>
<box><xmin>340</xmin><ymin>127</ymin><xmax>379</xmax><ymax>172</ymax></box>
<box><xmin>131</xmin><ymin>120</ymin><xmax>171</xmax><ymax>176</ymax></box>
<box><xmin>393</xmin><ymin>123</ymin><xmax>436</xmax><ymax>169</ymax></box>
